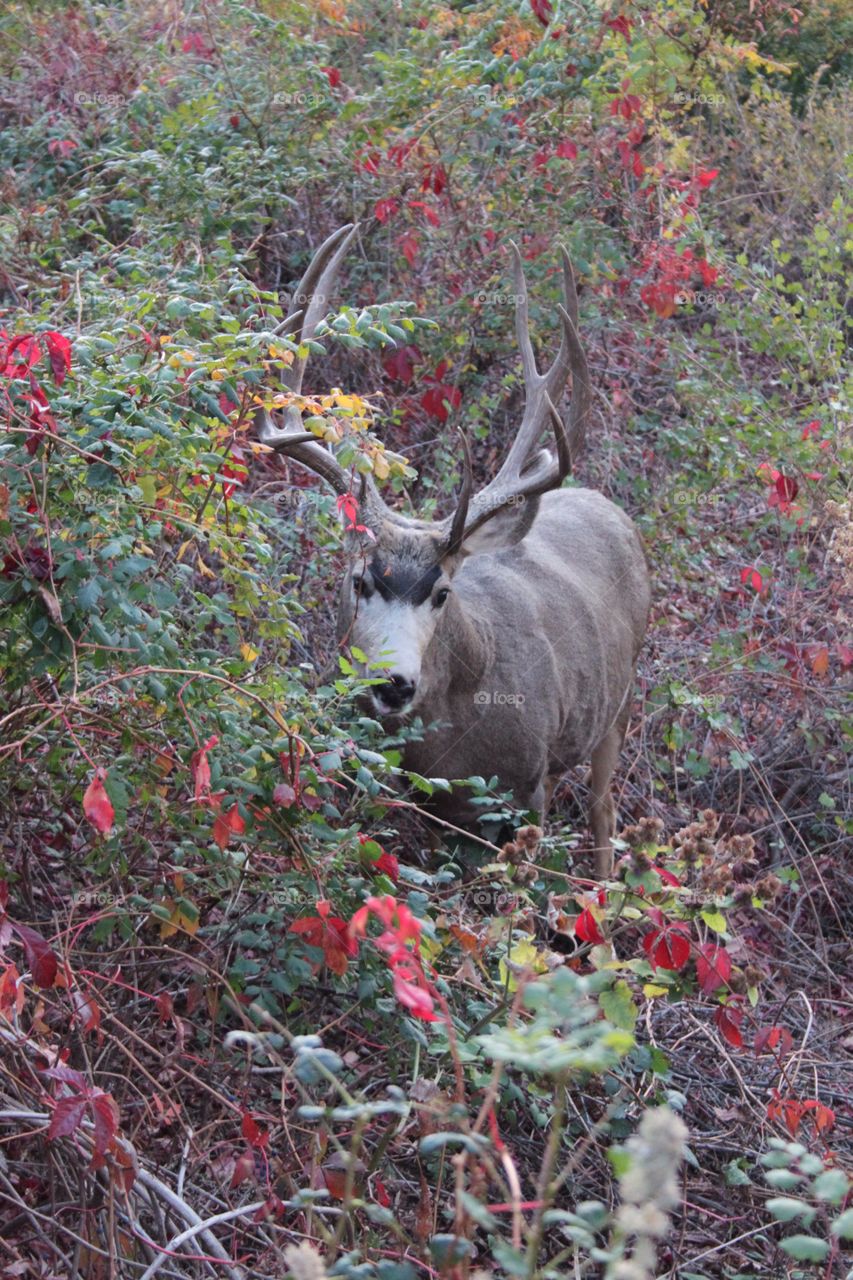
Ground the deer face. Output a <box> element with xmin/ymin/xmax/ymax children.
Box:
<box><xmin>338</xmin><ymin>525</ymin><xmax>455</xmax><ymax>716</ymax></box>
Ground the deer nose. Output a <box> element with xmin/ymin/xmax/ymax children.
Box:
<box><xmin>381</xmin><ymin>673</ymin><xmax>416</xmax><ymax>709</ymax></box>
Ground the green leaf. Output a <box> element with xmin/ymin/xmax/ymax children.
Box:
<box><xmin>766</xmin><ymin>1197</ymin><xmax>816</xmax><ymax>1224</ymax></box>
<box><xmin>778</xmin><ymin>1235</ymin><xmax>829</xmax><ymax>1262</ymax></box>
<box><xmin>599</xmin><ymin>980</ymin><xmax>638</xmax><ymax>1031</ymax></box>
<box><xmin>830</xmin><ymin>1208</ymin><xmax>853</xmax><ymax>1239</ymax></box>
<box><xmin>812</xmin><ymin>1168</ymin><xmax>848</xmax><ymax>1203</ymax></box>
<box><xmin>725</xmin><ymin>1160</ymin><xmax>751</xmax><ymax>1187</ymax></box>
<box><xmin>700</xmin><ymin>909</ymin><xmax>727</xmax><ymax>934</ymax></box>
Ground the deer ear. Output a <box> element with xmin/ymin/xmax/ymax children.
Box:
<box><xmin>458</xmin><ymin>496</ymin><xmax>539</xmax><ymax>557</ymax></box>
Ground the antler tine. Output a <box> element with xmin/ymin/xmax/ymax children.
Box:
<box><xmin>444</xmin><ymin>430</ymin><xmax>474</xmax><ymax>556</ymax></box>
<box><xmin>255</xmin><ymin>222</ymin><xmax>375</xmax><ymax>502</ymax></box>
<box><xmin>488</xmin><ymin>242</ymin><xmax>577</xmax><ymax>483</ymax></box>
<box><xmin>279</xmin><ymin>222</ymin><xmax>361</xmax><ymax>394</ymax></box>
<box><xmin>442</xmin><ymin>242</ymin><xmax>587</xmax><ymax>545</ymax></box>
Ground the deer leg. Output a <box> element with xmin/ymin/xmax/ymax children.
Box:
<box><xmin>589</xmin><ymin>711</ymin><xmax>629</xmax><ymax>878</ymax></box>
<box><xmin>542</xmin><ymin>774</ymin><xmax>561</xmax><ymax>815</ymax></box>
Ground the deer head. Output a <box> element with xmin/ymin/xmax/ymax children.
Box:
<box><xmin>256</xmin><ymin>224</ymin><xmax>591</xmax><ymax>716</ymax></box>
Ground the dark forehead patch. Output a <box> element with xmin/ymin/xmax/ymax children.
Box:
<box><xmin>369</xmin><ymin>555</ymin><xmax>441</xmax><ymax>605</ymax></box>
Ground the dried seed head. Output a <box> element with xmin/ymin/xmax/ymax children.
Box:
<box><xmin>498</xmin><ymin>840</ymin><xmax>523</xmax><ymax>864</ymax></box>
<box><xmin>733</xmin><ymin>883</ymin><xmax>756</xmax><ymax>907</ymax></box>
<box><xmin>755</xmin><ymin>874</ymin><xmax>782</xmax><ymax>900</ymax></box>
<box><xmin>516</xmin><ymin>824</ymin><xmax>543</xmax><ymax>849</ymax></box>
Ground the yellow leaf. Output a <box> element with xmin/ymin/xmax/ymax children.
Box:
<box><xmin>643</xmin><ymin>983</ymin><xmax>669</xmax><ymax>998</ymax></box>
<box><xmin>195</xmin><ymin>551</ymin><xmax>215</xmax><ymax>579</ymax></box>
<box><xmin>268</xmin><ymin>346</ymin><xmax>295</xmax><ymax>365</ymax></box>
<box><xmin>732</xmin><ymin>43</ymin><xmax>792</xmax><ymax>75</ymax></box>
<box><xmin>240</xmin><ymin>642</ymin><xmax>259</xmax><ymax>663</ymax></box>
<box><xmin>498</xmin><ymin>936</ymin><xmax>549</xmax><ymax>992</ymax></box>
<box><xmin>159</xmin><ymin>900</ymin><xmax>200</xmax><ymax>940</ymax></box>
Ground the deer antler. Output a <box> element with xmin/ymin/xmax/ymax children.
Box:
<box><xmin>255</xmin><ymin>223</ymin><xmax>374</xmax><ymax>501</ymax></box>
<box><xmin>443</xmin><ymin>242</ymin><xmax>590</xmax><ymax>551</ymax></box>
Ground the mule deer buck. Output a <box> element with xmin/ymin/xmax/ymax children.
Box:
<box><xmin>256</xmin><ymin>224</ymin><xmax>650</xmax><ymax>876</ymax></box>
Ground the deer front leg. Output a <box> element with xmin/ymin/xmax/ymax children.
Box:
<box><xmin>589</xmin><ymin>723</ymin><xmax>626</xmax><ymax>878</ymax></box>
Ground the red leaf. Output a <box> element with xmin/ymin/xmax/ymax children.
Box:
<box><xmin>407</xmin><ymin>199</ymin><xmax>440</xmax><ymax>227</ymax></box>
<box><xmin>231</xmin><ymin>1150</ymin><xmax>256</xmax><ymax>1188</ymax></box>
<box><xmin>72</xmin><ymin>987</ymin><xmax>101</xmax><ymax>1035</ymax></box>
<box><xmin>554</xmin><ymin>139</ymin><xmax>578</xmax><ymax>160</ymax></box>
<box><xmin>322</xmin><ymin>1165</ymin><xmax>348</xmax><ymax>1199</ymax></box>
<box><xmin>213</xmin><ymin>804</ymin><xmax>246</xmax><ymax>850</ymax></box>
<box><xmin>398</xmin><ymin>230</ymin><xmax>420</xmax><ymax>267</ymax></box>
<box><xmin>715</xmin><ymin>1003</ymin><xmax>743</xmax><ymax>1049</ymax></box>
<box><xmin>529</xmin><ymin>0</ymin><xmax>553</xmax><ymax>25</ymax></box>
<box><xmin>48</xmin><ymin>1095</ymin><xmax>87</xmax><ymax>1142</ymax></box>
<box><xmin>191</xmin><ymin>736</ymin><xmax>219</xmax><ymax>804</ymax></box>
<box><xmin>392</xmin><ymin>964</ymin><xmax>438</xmax><ymax>1021</ymax></box>
<box><xmin>374</xmin><ymin>197</ymin><xmax>400</xmax><ymax>224</ymax></box>
<box><xmin>767</xmin><ymin>1091</ymin><xmax>805</xmax><ymax>1137</ymax></box>
<box><xmin>90</xmin><ymin>1091</ymin><xmax>119</xmax><ymax>1157</ymax></box>
<box><xmin>156</xmin><ymin>992</ymin><xmax>174</xmax><ymax>1024</ymax></box>
<box><xmin>374</xmin><ymin>851</ymin><xmax>400</xmax><ymax>883</ymax></box>
<box><xmin>804</xmin><ymin>1101</ymin><xmax>836</xmax><ymax>1135</ymax></box>
<box><xmin>740</xmin><ymin>565</ymin><xmax>764</xmax><ymax>593</ymax></box>
<box><xmin>649</xmin><ymin>863</ymin><xmax>681</xmax><ymax>887</ymax></box>
<box><xmin>697</xmin><ymin>168</ymin><xmax>719</xmax><ymax>188</ymax></box>
<box><xmin>241</xmin><ymin>1110</ymin><xmax>269</xmax><ymax>1149</ymax></box>
<box><xmin>48</xmin><ymin>139</ymin><xmax>78</xmax><ymax>158</ymax></box>
<box><xmin>606</xmin><ymin>15</ymin><xmax>633</xmax><ymax>41</ymax></box>
<box><xmin>43</xmin><ymin>332</ymin><xmax>71</xmax><ymax>385</ymax></box>
<box><xmin>695</xmin><ymin>943</ymin><xmax>731</xmax><ymax>994</ymax></box>
<box><xmin>2</xmin><ymin>334</ymin><xmax>42</xmax><ymax>376</ymax></box>
<box><xmin>382</xmin><ymin>345</ymin><xmax>421</xmax><ymax>385</ymax></box>
<box><xmin>273</xmin><ymin>782</ymin><xmax>297</xmax><ymax>807</ymax></box>
<box><xmin>754</xmin><ymin>1025</ymin><xmax>794</xmax><ymax>1057</ymax></box>
<box><xmin>420</xmin><ymin>381</ymin><xmax>461</xmax><ymax>423</ymax></box>
<box><xmin>575</xmin><ymin>907</ymin><xmax>604</xmax><ymax>945</ymax></box>
<box><xmin>11</xmin><ymin>922</ymin><xmax>58</xmax><ymax>989</ymax></box>
<box><xmin>321</xmin><ymin>65</ymin><xmax>341</xmax><ymax>88</ymax></box>
<box><xmin>290</xmin><ymin>902</ymin><xmax>358</xmax><ymax>976</ymax></box>
<box><xmin>0</xmin><ymin>963</ymin><xmax>24</xmax><ymax>1018</ymax></box>
<box><xmin>83</xmin><ymin>769</ymin><xmax>114</xmax><ymax>835</ymax></box>
<box><xmin>374</xmin><ymin>1174</ymin><xmax>391</xmax><ymax>1207</ymax></box>
<box><xmin>643</xmin><ymin>922</ymin><xmax>690</xmax><ymax>971</ymax></box>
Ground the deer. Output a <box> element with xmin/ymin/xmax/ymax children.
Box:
<box><xmin>255</xmin><ymin>224</ymin><xmax>650</xmax><ymax>877</ymax></box>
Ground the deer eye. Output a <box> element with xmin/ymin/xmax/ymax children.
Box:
<box><xmin>433</xmin><ymin>587</ymin><xmax>450</xmax><ymax>608</ymax></box>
